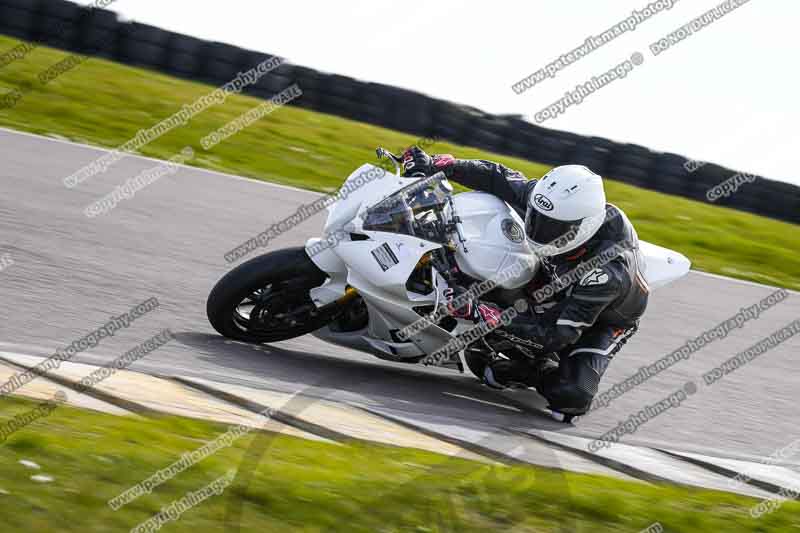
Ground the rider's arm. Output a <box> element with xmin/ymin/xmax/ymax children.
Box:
<box><xmin>503</xmin><ymin>264</ymin><xmax>623</xmax><ymax>354</ymax></box>
<box><xmin>444</xmin><ymin>158</ymin><xmax>533</xmax><ymax>209</ymax></box>
<box><xmin>402</xmin><ymin>147</ymin><xmax>532</xmax><ymax>209</ymax></box>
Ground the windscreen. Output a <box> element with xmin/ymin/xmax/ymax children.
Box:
<box><xmin>362</xmin><ymin>174</ymin><xmax>454</xmax><ymax>244</ymax></box>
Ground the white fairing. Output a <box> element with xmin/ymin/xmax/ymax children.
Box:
<box><xmin>303</xmin><ymin>161</ymin><xmax>692</xmax><ymax>365</ymax></box>
<box><xmin>322</xmin><ymin>163</ymin><xmax>407</xmax><ymax>234</ymax></box>
<box><xmin>639</xmin><ymin>241</ymin><xmax>692</xmax><ymax>290</ymax></box>
<box><xmin>452</xmin><ymin>192</ymin><xmax>538</xmax><ymax>289</ymax></box>
<box><xmin>306</xmin><ymin>165</ymin><xmax>458</xmax><ymax>361</ymax></box>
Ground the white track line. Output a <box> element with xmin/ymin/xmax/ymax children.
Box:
<box><xmin>691</xmin><ymin>270</ymin><xmax>798</xmax><ymax>295</ymax></box>
<box><xmin>3</xmin><ymin>126</ymin><xmax>794</xmax><ymax>294</ymax></box>
<box><xmin>0</xmin><ymin>126</ymin><xmax>315</xmax><ymax>196</ymax></box>
<box><xmin>442</xmin><ymin>392</ymin><xmax>522</xmax><ymax>412</ymax></box>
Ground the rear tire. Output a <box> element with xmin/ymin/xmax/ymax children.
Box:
<box><xmin>207</xmin><ymin>247</ymin><xmax>336</xmax><ymax>343</ymax></box>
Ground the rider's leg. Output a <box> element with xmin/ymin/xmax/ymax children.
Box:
<box><xmin>536</xmin><ymin>325</ymin><xmax>638</xmax><ymax>415</ymax></box>
<box><xmin>535</xmin><ymin>352</ymin><xmax>608</xmax><ymax>415</ymax></box>
<box><xmin>482</xmin><ymin>354</ymin><xmax>557</xmax><ymax>389</ymax></box>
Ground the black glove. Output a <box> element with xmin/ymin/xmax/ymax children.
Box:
<box><xmin>401</xmin><ymin>146</ymin><xmax>432</xmax><ymax>177</ymax></box>
<box><xmin>444</xmin><ymin>285</ymin><xmax>476</xmax><ymax>320</ymax></box>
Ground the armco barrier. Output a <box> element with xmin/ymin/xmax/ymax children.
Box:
<box><xmin>0</xmin><ymin>0</ymin><xmax>797</xmax><ymax>224</ymax></box>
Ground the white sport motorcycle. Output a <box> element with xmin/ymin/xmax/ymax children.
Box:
<box><xmin>208</xmin><ymin>149</ymin><xmax>690</xmax><ymax>381</ymax></box>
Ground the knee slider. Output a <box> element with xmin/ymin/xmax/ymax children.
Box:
<box><xmin>547</xmin><ymin>382</ymin><xmax>594</xmax><ymax>412</ymax></box>
<box><xmin>540</xmin><ymin>356</ymin><xmax>602</xmax><ymax>413</ymax></box>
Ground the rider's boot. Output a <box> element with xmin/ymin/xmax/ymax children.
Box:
<box><xmin>483</xmin><ymin>356</ymin><xmax>578</xmax><ymax>423</ymax></box>
<box><xmin>482</xmin><ymin>355</ymin><xmax>558</xmax><ymax>390</ymax></box>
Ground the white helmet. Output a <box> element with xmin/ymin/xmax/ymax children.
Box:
<box><xmin>524</xmin><ymin>165</ymin><xmax>607</xmax><ymax>258</ymax></box>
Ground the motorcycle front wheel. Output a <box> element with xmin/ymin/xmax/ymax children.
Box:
<box><xmin>207</xmin><ymin>247</ymin><xmax>339</xmax><ymax>343</ymax></box>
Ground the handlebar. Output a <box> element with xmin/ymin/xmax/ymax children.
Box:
<box><xmin>372</xmin><ymin>152</ymin><xmax>470</xmax><ymax>253</ymax></box>
<box><xmin>376</xmin><ymin>147</ymin><xmax>403</xmax><ymax>176</ymax></box>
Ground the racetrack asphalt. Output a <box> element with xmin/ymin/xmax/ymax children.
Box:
<box><xmin>1</xmin><ymin>127</ymin><xmax>798</xmax><ymax>468</ymax></box>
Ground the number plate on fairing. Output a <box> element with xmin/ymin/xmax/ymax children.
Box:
<box><xmin>371</xmin><ymin>243</ymin><xmax>399</xmax><ymax>272</ymax></box>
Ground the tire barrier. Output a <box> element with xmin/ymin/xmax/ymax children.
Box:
<box><xmin>1</xmin><ymin>0</ymin><xmax>796</xmax><ymax>224</ymax></box>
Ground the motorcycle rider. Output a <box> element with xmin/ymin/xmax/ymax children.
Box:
<box><xmin>401</xmin><ymin>146</ymin><xmax>649</xmax><ymax>418</ymax></box>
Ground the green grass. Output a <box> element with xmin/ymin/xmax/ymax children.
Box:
<box><xmin>0</xmin><ymin>34</ymin><xmax>798</xmax><ymax>290</ymax></box>
<box><xmin>1</xmin><ymin>394</ymin><xmax>799</xmax><ymax>532</ymax></box>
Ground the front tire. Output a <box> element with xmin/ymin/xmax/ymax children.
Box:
<box><xmin>207</xmin><ymin>247</ymin><xmax>337</xmax><ymax>343</ymax></box>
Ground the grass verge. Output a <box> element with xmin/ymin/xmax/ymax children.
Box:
<box><xmin>0</xmin><ymin>34</ymin><xmax>797</xmax><ymax>290</ymax></box>
<box><xmin>1</xmin><ymin>394</ymin><xmax>799</xmax><ymax>532</ymax></box>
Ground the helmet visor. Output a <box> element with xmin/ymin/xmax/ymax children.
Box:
<box><xmin>525</xmin><ymin>209</ymin><xmax>582</xmax><ymax>249</ymax></box>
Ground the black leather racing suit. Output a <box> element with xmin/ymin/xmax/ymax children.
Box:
<box><xmin>445</xmin><ymin>159</ymin><xmax>650</xmax><ymax>415</ymax></box>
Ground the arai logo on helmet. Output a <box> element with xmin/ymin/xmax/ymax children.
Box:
<box><xmin>533</xmin><ymin>193</ymin><xmax>554</xmax><ymax>212</ymax></box>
